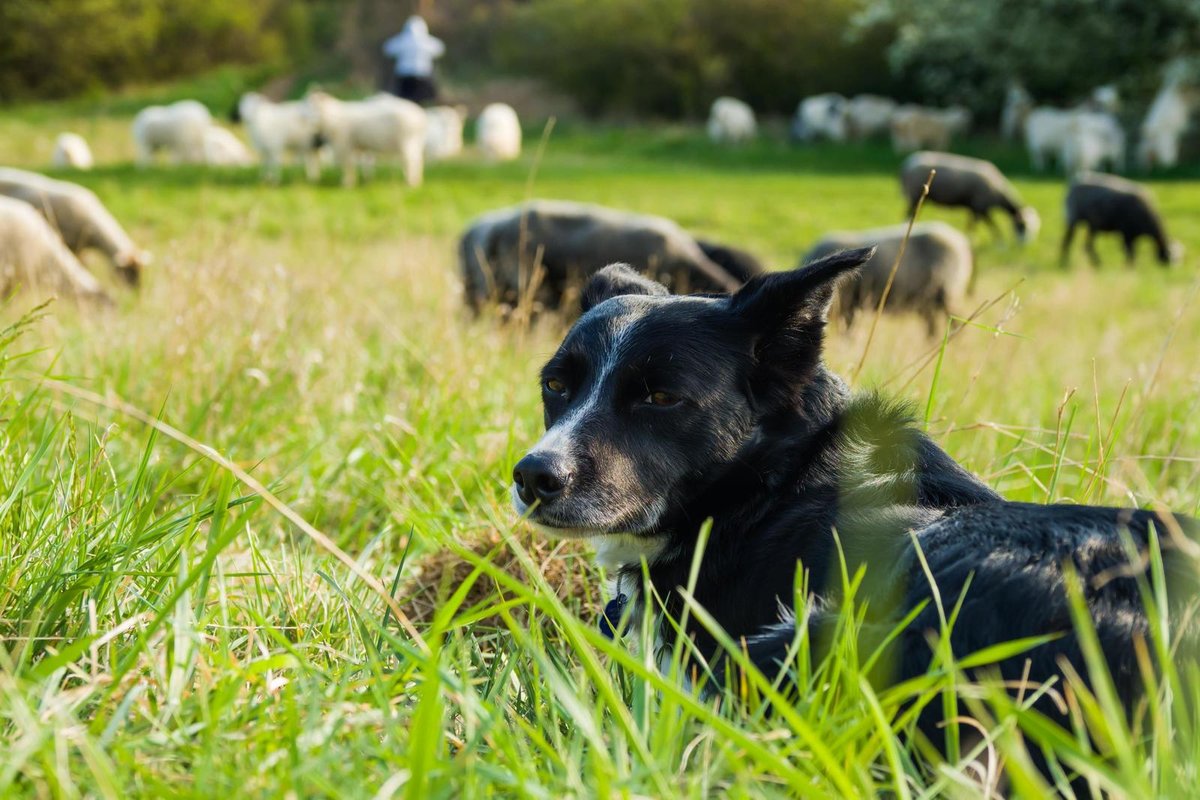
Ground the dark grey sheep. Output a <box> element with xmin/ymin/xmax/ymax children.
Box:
<box><xmin>900</xmin><ymin>151</ymin><xmax>1040</xmax><ymax>244</ymax></box>
<box><xmin>1062</xmin><ymin>172</ymin><xmax>1183</xmax><ymax>267</ymax></box>
<box><xmin>459</xmin><ymin>200</ymin><xmax>745</xmax><ymax>312</ymax></box>
<box><xmin>801</xmin><ymin>221</ymin><xmax>973</xmax><ymax>337</ymax></box>
<box><xmin>694</xmin><ymin>239</ymin><xmax>765</xmax><ymax>285</ymax></box>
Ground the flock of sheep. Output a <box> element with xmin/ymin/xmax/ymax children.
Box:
<box><xmin>459</xmin><ymin>145</ymin><xmax>1181</xmax><ymax>337</ymax></box>
<box><xmin>708</xmin><ymin>69</ymin><xmax>1196</xmax><ymax>174</ymax></box>
<box><xmin>1</xmin><ymin>76</ymin><xmax>1189</xmax><ymax>333</ymax></box>
<box><xmin>54</xmin><ymin>91</ymin><xmax>527</xmax><ymax>187</ymax></box>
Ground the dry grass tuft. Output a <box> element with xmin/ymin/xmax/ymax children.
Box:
<box><xmin>399</xmin><ymin>527</ymin><xmax>597</xmax><ymax>627</ymax></box>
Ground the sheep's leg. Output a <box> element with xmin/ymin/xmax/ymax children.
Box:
<box><xmin>923</xmin><ymin>309</ymin><xmax>940</xmax><ymax>339</ymax></box>
<box><xmin>1060</xmin><ymin>222</ymin><xmax>1078</xmax><ymax>267</ymax></box>
<box><xmin>135</xmin><ymin>142</ymin><xmax>153</xmax><ymax>169</ymax></box>
<box><xmin>359</xmin><ymin>153</ymin><xmax>376</xmax><ymax>182</ymax></box>
<box><xmin>304</xmin><ymin>151</ymin><xmax>321</xmax><ymax>183</ymax></box>
<box><xmin>263</xmin><ymin>152</ymin><xmax>281</xmax><ymax>185</ymax></box>
<box><xmin>1084</xmin><ymin>228</ymin><xmax>1102</xmax><ymax>268</ymax></box>
<box><xmin>339</xmin><ymin>147</ymin><xmax>357</xmax><ymax>188</ymax></box>
<box><xmin>1123</xmin><ymin>235</ymin><xmax>1137</xmax><ymax>267</ymax></box>
<box><xmin>402</xmin><ymin>140</ymin><xmax>424</xmax><ymax>188</ymax></box>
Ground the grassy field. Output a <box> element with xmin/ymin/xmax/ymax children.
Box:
<box><xmin>1</xmin><ymin>85</ymin><xmax>1199</xmax><ymax>798</ymax></box>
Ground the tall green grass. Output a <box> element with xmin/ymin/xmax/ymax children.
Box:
<box><xmin>0</xmin><ymin>96</ymin><xmax>1198</xmax><ymax>796</ymax></box>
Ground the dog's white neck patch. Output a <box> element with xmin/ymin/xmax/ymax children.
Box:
<box><xmin>591</xmin><ymin>532</ymin><xmax>666</xmax><ymax>571</ymax></box>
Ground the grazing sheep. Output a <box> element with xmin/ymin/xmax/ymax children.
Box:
<box><xmin>792</xmin><ymin>93</ymin><xmax>848</xmax><ymax>142</ymax></box>
<box><xmin>306</xmin><ymin>91</ymin><xmax>427</xmax><ymax>187</ymax></box>
<box><xmin>0</xmin><ymin>196</ymin><xmax>112</xmax><ymax>305</ymax></box>
<box><xmin>203</xmin><ymin>125</ymin><xmax>255</xmax><ymax>166</ymax></box>
<box><xmin>845</xmin><ymin>95</ymin><xmax>897</xmax><ymax>140</ymax></box>
<box><xmin>1138</xmin><ymin>81</ymin><xmax>1192</xmax><ymax>170</ymax></box>
<box><xmin>707</xmin><ymin>97</ymin><xmax>757</xmax><ymax>144</ymax></box>
<box><xmin>889</xmin><ymin>105</ymin><xmax>971</xmax><ymax>152</ymax></box>
<box><xmin>900</xmin><ymin>151</ymin><xmax>1040</xmax><ymax>243</ymax></box>
<box><xmin>424</xmin><ymin>105</ymin><xmax>467</xmax><ymax>160</ymax></box>
<box><xmin>132</xmin><ymin>100</ymin><xmax>213</xmax><ymax>166</ymax></box>
<box><xmin>1023</xmin><ymin>107</ymin><xmax>1076</xmax><ymax>171</ymax></box>
<box><xmin>1000</xmin><ymin>82</ymin><xmax>1034</xmax><ymax>141</ymax></box>
<box><xmin>1062</xmin><ymin>172</ymin><xmax>1182</xmax><ymax>268</ymax></box>
<box><xmin>476</xmin><ymin>103</ymin><xmax>522</xmax><ymax>162</ymax></box>
<box><xmin>459</xmin><ymin>200</ymin><xmax>744</xmax><ymax>312</ymax></box>
<box><xmin>694</xmin><ymin>239</ymin><xmax>765</xmax><ymax>284</ymax></box>
<box><xmin>1061</xmin><ymin>111</ymin><xmax>1126</xmax><ymax>174</ymax></box>
<box><xmin>52</xmin><ymin>133</ymin><xmax>94</xmax><ymax>170</ymax></box>
<box><xmin>802</xmin><ymin>221</ymin><xmax>973</xmax><ymax>337</ymax></box>
<box><xmin>0</xmin><ymin>168</ymin><xmax>148</xmax><ymax>285</ymax></box>
<box><xmin>1025</xmin><ymin>86</ymin><xmax>1127</xmax><ymax>172</ymax></box>
<box><xmin>234</xmin><ymin>92</ymin><xmax>323</xmax><ymax>182</ymax></box>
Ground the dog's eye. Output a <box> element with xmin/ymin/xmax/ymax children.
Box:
<box><xmin>644</xmin><ymin>390</ymin><xmax>681</xmax><ymax>407</ymax></box>
<box><xmin>544</xmin><ymin>377</ymin><xmax>568</xmax><ymax>396</ymax></box>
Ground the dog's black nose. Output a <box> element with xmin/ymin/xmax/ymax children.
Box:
<box><xmin>513</xmin><ymin>453</ymin><xmax>571</xmax><ymax>506</ymax></box>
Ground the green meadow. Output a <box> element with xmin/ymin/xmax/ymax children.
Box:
<box><xmin>0</xmin><ymin>82</ymin><xmax>1198</xmax><ymax>797</ymax></box>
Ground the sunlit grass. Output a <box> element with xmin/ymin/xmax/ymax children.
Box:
<box><xmin>0</xmin><ymin>85</ymin><xmax>1198</xmax><ymax>797</ymax></box>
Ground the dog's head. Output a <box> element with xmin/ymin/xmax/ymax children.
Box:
<box><xmin>512</xmin><ymin>247</ymin><xmax>874</xmax><ymax>544</ymax></box>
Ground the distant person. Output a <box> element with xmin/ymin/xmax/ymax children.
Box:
<box><xmin>382</xmin><ymin>16</ymin><xmax>444</xmax><ymax>105</ymax></box>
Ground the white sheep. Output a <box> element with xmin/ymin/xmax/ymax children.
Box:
<box><xmin>706</xmin><ymin>97</ymin><xmax>757</xmax><ymax>144</ymax></box>
<box><xmin>132</xmin><ymin>100</ymin><xmax>213</xmax><ymax>166</ymax></box>
<box><xmin>792</xmin><ymin>93</ymin><xmax>848</xmax><ymax>142</ymax></box>
<box><xmin>306</xmin><ymin>91</ymin><xmax>427</xmax><ymax>187</ymax></box>
<box><xmin>1000</xmin><ymin>83</ymin><xmax>1033</xmax><ymax>140</ymax></box>
<box><xmin>1138</xmin><ymin>81</ymin><xmax>1192</xmax><ymax>170</ymax></box>
<box><xmin>52</xmin><ymin>133</ymin><xmax>94</xmax><ymax>170</ymax></box>
<box><xmin>889</xmin><ymin>105</ymin><xmax>971</xmax><ymax>152</ymax></box>
<box><xmin>1023</xmin><ymin>107</ymin><xmax>1075</xmax><ymax>170</ymax></box>
<box><xmin>846</xmin><ymin>95</ymin><xmax>897</xmax><ymax>140</ymax></box>
<box><xmin>1061</xmin><ymin>112</ymin><xmax>1126</xmax><ymax>174</ymax></box>
<box><xmin>203</xmin><ymin>125</ymin><xmax>255</xmax><ymax>166</ymax></box>
<box><xmin>0</xmin><ymin>196</ymin><xmax>112</xmax><ymax>305</ymax></box>
<box><xmin>1024</xmin><ymin>85</ymin><xmax>1129</xmax><ymax>172</ymax></box>
<box><xmin>235</xmin><ymin>92</ymin><xmax>323</xmax><ymax>182</ymax></box>
<box><xmin>424</xmin><ymin>105</ymin><xmax>467</xmax><ymax>160</ymax></box>
<box><xmin>0</xmin><ymin>167</ymin><xmax>149</xmax><ymax>286</ymax></box>
<box><xmin>476</xmin><ymin>103</ymin><xmax>522</xmax><ymax>162</ymax></box>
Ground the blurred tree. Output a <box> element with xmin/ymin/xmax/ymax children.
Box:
<box><xmin>862</xmin><ymin>0</ymin><xmax>1200</xmax><ymax>117</ymax></box>
<box><xmin>494</xmin><ymin>0</ymin><xmax>895</xmax><ymax>118</ymax></box>
<box><xmin>0</xmin><ymin>0</ymin><xmax>322</xmax><ymax>103</ymax></box>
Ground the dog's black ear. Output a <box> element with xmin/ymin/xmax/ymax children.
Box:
<box><xmin>727</xmin><ymin>247</ymin><xmax>873</xmax><ymax>397</ymax></box>
<box><xmin>581</xmin><ymin>263</ymin><xmax>669</xmax><ymax>313</ymax></box>
<box><xmin>729</xmin><ymin>246</ymin><xmax>873</xmax><ymax>329</ymax></box>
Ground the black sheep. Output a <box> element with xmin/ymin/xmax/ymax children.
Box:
<box><xmin>1062</xmin><ymin>173</ymin><xmax>1182</xmax><ymax>267</ymax></box>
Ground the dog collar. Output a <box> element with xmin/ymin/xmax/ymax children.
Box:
<box><xmin>598</xmin><ymin>573</ymin><xmax>630</xmax><ymax>639</ymax></box>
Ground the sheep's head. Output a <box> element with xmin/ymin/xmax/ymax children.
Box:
<box><xmin>116</xmin><ymin>249</ymin><xmax>151</xmax><ymax>287</ymax></box>
<box><xmin>1017</xmin><ymin>207</ymin><xmax>1041</xmax><ymax>244</ymax></box>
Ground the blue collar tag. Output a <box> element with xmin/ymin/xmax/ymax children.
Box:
<box><xmin>599</xmin><ymin>593</ymin><xmax>628</xmax><ymax>640</ymax></box>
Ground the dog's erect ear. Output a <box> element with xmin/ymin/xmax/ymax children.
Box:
<box><xmin>581</xmin><ymin>263</ymin><xmax>669</xmax><ymax>313</ymax></box>
<box><xmin>727</xmin><ymin>247</ymin><xmax>873</xmax><ymax>400</ymax></box>
<box><xmin>729</xmin><ymin>247</ymin><xmax>873</xmax><ymax>330</ymax></box>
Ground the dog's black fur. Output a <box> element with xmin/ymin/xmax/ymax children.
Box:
<box><xmin>513</xmin><ymin>248</ymin><xmax>1198</xmax><ymax>766</ymax></box>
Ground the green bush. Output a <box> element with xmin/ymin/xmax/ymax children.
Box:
<box><xmin>493</xmin><ymin>0</ymin><xmax>895</xmax><ymax>118</ymax></box>
<box><xmin>0</xmin><ymin>0</ymin><xmax>326</xmax><ymax>103</ymax></box>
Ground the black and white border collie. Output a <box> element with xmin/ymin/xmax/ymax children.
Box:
<box><xmin>512</xmin><ymin>248</ymin><xmax>1198</xmax><ymax>736</ymax></box>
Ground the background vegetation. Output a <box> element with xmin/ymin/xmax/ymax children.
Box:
<box><xmin>6</xmin><ymin>0</ymin><xmax>1200</xmax><ymax>119</ymax></box>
